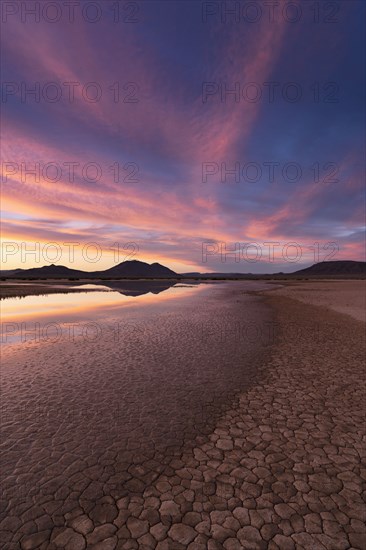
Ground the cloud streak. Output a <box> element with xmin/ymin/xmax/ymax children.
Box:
<box><xmin>1</xmin><ymin>1</ymin><xmax>365</xmax><ymax>272</ymax></box>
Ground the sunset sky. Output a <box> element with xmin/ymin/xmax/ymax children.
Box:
<box><xmin>1</xmin><ymin>0</ymin><xmax>365</xmax><ymax>273</ymax></box>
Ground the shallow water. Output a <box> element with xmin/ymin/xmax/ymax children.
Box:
<box><xmin>1</xmin><ymin>283</ymin><xmax>205</xmax><ymax>344</ymax></box>
<box><xmin>0</xmin><ymin>281</ymin><xmax>273</xmax><ymax>532</ymax></box>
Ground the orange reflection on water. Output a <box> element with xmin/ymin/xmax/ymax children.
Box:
<box><xmin>1</xmin><ymin>283</ymin><xmax>204</xmax><ymax>324</ymax></box>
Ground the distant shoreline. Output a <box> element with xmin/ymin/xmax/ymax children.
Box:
<box><xmin>1</xmin><ymin>276</ymin><xmax>365</xmax><ymax>299</ymax></box>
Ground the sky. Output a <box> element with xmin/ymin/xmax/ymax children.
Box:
<box><xmin>1</xmin><ymin>0</ymin><xmax>365</xmax><ymax>273</ymax></box>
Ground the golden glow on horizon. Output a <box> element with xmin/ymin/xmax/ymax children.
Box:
<box><xmin>0</xmin><ymin>239</ymin><xmax>205</xmax><ymax>273</ymax></box>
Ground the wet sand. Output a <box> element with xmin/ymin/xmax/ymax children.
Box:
<box><xmin>0</xmin><ymin>281</ymin><xmax>365</xmax><ymax>549</ymax></box>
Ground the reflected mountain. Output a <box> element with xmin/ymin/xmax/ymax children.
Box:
<box><xmin>0</xmin><ymin>280</ymin><xmax>202</xmax><ymax>300</ymax></box>
<box><xmin>99</xmin><ymin>280</ymin><xmax>179</xmax><ymax>296</ymax></box>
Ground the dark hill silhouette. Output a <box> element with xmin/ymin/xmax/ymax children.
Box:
<box><xmin>1</xmin><ymin>260</ymin><xmax>365</xmax><ymax>280</ymax></box>
<box><xmin>101</xmin><ymin>260</ymin><xmax>177</xmax><ymax>278</ymax></box>
<box><xmin>182</xmin><ymin>261</ymin><xmax>366</xmax><ymax>278</ymax></box>
<box><xmin>293</xmin><ymin>260</ymin><xmax>365</xmax><ymax>277</ymax></box>
<box><xmin>1</xmin><ymin>260</ymin><xmax>179</xmax><ymax>279</ymax></box>
<box><xmin>1</xmin><ymin>264</ymin><xmax>87</xmax><ymax>278</ymax></box>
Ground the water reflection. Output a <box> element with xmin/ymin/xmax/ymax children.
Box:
<box><xmin>100</xmin><ymin>280</ymin><xmax>178</xmax><ymax>296</ymax></box>
<box><xmin>0</xmin><ymin>280</ymin><xmax>194</xmax><ymax>299</ymax></box>
<box><xmin>0</xmin><ymin>281</ymin><xmax>207</xmax><ymax>344</ymax></box>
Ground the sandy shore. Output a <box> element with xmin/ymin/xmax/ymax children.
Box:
<box><xmin>0</xmin><ymin>281</ymin><xmax>365</xmax><ymax>549</ymax></box>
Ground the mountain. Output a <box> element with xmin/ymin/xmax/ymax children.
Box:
<box><xmin>1</xmin><ymin>264</ymin><xmax>87</xmax><ymax>278</ymax></box>
<box><xmin>293</xmin><ymin>261</ymin><xmax>366</xmax><ymax>277</ymax></box>
<box><xmin>2</xmin><ymin>260</ymin><xmax>365</xmax><ymax>280</ymax></box>
<box><xmin>101</xmin><ymin>260</ymin><xmax>177</xmax><ymax>278</ymax></box>
<box><xmin>182</xmin><ymin>261</ymin><xmax>366</xmax><ymax>278</ymax></box>
<box><xmin>1</xmin><ymin>260</ymin><xmax>179</xmax><ymax>279</ymax></box>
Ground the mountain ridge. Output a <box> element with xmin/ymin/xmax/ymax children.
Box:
<box><xmin>1</xmin><ymin>260</ymin><xmax>365</xmax><ymax>279</ymax></box>
<box><xmin>0</xmin><ymin>260</ymin><xmax>179</xmax><ymax>279</ymax></box>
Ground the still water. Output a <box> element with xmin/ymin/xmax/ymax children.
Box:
<box><xmin>1</xmin><ymin>282</ymin><xmax>205</xmax><ymax>344</ymax></box>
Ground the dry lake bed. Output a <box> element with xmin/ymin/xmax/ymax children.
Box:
<box><xmin>0</xmin><ymin>280</ymin><xmax>365</xmax><ymax>549</ymax></box>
